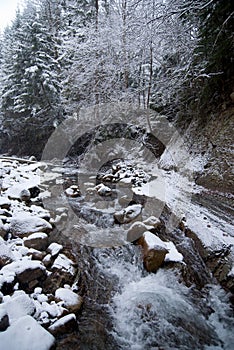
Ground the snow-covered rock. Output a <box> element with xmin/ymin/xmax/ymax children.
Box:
<box><xmin>127</xmin><ymin>221</ymin><xmax>149</xmax><ymax>242</ymax></box>
<box><xmin>95</xmin><ymin>183</ymin><xmax>112</xmax><ymax>196</ymax></box>
<box><xmin>24</xmin><ymin>232</ymin><xmax>49</xmax><ymax>251</ymax></box>
<box><xmin>47</xmin><ymin>242</ymin><xmax>63</xmax><ymax>257</ymax></box>
<box><xmin>0</xmin><ymin>197</ymin><xmax>11</xmax><ymax>210</ymax></box>
<box><xmin>48</xmin><ymin>313</ymin><xmax>77</xmax><ymax>335</ymax></box>
<box><xmin>10</xmin><ymin>213</ymin><xmax>52</xmax><ymax>237</ymax></box>
<box><xmin>0</xmin><ymin>315</ymin><xmax>55</xmax><ymax>350</ymax></box>
<box><xmin>55</xmin><ymin>287</ymin><xmax>83</xmax><ymax>313</ymax></box>
<box><xmin>165</xmin><ymin>241</ymin><xmax>184</xmax><ymax>263</ymax></box>
<box><xmin>114</xmin><ymin>204</ymin><xmax>142</xmax><ymax>224</ymax></box>
<box><xmin>137</xmin><ymin>231</ymin><xmax>183</xmax><ymax>272</ymax></box>
<box><xmin>0</xmin><ymin>240</ymin><xmax>14</xmax><ymax>267</ymax></box>
<box><xmin>0</xmin><ymin>258</ymin><xmax>46</xmax><ymax>289</ymax></box>
<box><xmin>143</xmin><ymin>216</ymin><xmax>161</xmax><ymax>229</ymax></box>
<box><xmin>138</xmin><ymin>231</ymin><xmax>169</xmax><ymax>273</ymax></box>
<box><xmin>52</xmin><ymin>254</ymin><xmax>76</xmax><ymax>275</ymax></box>
<box><xmin>1</xmin><ymin>291</ymin><xmax>35</xmax><ymax>324</ymax></box>
<box><xmin>20</xmin><ymin>189</ymin><xmax>31</xmax><ymax>202</ymax></box>
<box><xmin>65</xmin><ymin>185</ymin><xmax>81</xmax><ymax>198</ymax></box>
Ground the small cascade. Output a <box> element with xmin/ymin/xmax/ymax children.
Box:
<box><xmin>43</xmin><ymin>153</ymin><xmax>234</xmax><ymax>349</ymax></box>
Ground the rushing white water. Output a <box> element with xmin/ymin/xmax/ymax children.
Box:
<box><xmin>96</xmin><ymin>246</ymin><xmax>234</xmax><ymax>350</ymax></box>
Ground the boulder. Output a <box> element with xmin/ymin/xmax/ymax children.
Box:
<box><xmin>28</xmin><ymin>186</ymin><xmax>40</xmax><ymax>198</ymax></box>
<box><xmin>0</xmin><ymin>315</ymin><xmax>55</xmax><ymax>350</ymax></box>
<box><xmin>127</xmin><ymin>221</ymin><xmax>149</xmax><ymax>242</ymax></box>
<box><xmin>47</xmin><ymin>242</ymin><xmax>63</xmax><ymax>257</ymax></box>
<box><xmin>27</xmin><ymin>248</ymin><xmax>47</xmax><ymax>261</ymax></box>
<box><xmin>51</xmin><ymin>254</ymin><xmax>76</xmax><ymax>275</ymax></box>
<box><xmin>42</xmin><ymin>254</ymin><xmax>52</xmax><ymax>268</ymax></box>
<box><xmin>114</xmin><ymin>204</ymin><xmax>142</xmax><ymax>224</ymax></box>
<box><xmin>0</xmin><ymin>291</ymin><xmax>36</xmax><ymax>324</ymax></box>
<box><xmin>95</xmin><ymin>184</ymin><xmax>112</xmax><ymax>196</ymax></box>
<box><xmin>143</xmin><ymin>216</ymin><xmax>161</xmax><ymax>229</ymax></box>
<box><xmin>0</xmin><ymin>198</ymin><xmax>11</xmax><ymax>210</ymax></box>
<box><xmin>48</xmin><ymin>314</ymin><xmax>77</xmax><ymax>335</ymax></box>
<box><xmin>1</xmin><ymin>259</ymin><xmax>47</xmax><ymax>292</ymax></box>
<box><xmin>65</xmin><ymin>185</ymin><xmax>81</xmax><ymax>198</ymax></box>
<box><xmin>0</xmin><ymin>219</ymin><xmax>7</xmax><ymax>238</ymax></box>
<box><xmin>24</xmin><ymin>232</ymin><xmax>49</xmax><ymax>251</ymax></box>
<box><xmin>10</xmin><ymin>213</ymin><xmax>52</xmax><ymax>237</ymax></box>
<box><xmin>42</xmin><ymin>270</ymin><xmax>75</xmax><ymax>295</ymax></box>
<box><xmin>20</xmin><ymin>189</ymin><xmax>31</xmax><ymax>202</ymax></box>
<box><xmin>43</xmin><ymin>253</ymin><xmax>77</xmax><ymax>294</ymax></box>
<box><xmin>137</xmin><ymin>231</ymin><xmax>168</xmax><ymax>273</ymax></box>
<box><xmin>0</xmin><ymin>240</ymin><xmax>14</xmax><ymax>267</ymax></box>
<box><xmin>55</xmin><ymin>288</ymin><xmax>83</xmax><ymax>313</ymax></box>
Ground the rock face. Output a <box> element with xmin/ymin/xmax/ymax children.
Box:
<box><xmin>179</xmin><ymin>107</ymin><xmax>234</xmax><ymax>193</ymax></box>
<box><xmin>137</xmin><ymin>232</ymin><xmax>169</xmax><ymax>272</ymax></box>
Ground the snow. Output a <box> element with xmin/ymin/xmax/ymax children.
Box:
<box><xmin>48</xmin><ymin>313</ymin><xmax>76</xmax><ymax>331</ymax></box>
<box><xmin>25</xmin><ymin>65</ymin><xmax>39</xmax><ymax>74</ymax></box>
<box><xmin>0</xmin><ymin>197</ymin><xmax>11</xmax><ymax>207</ymax></box>
<box><xmin>143</xmin><ymin>231</ymin><xmax>167</xmax><ymax>250</ymax></box>
<box><xmin>40</xmin><ymin>301</ymin><xmax>65</xmax><ymax>318</ymax></box>
<box><xmin>227</xmin><ymin>266</ymin><xmax>234</xmax><ymax>277</ymax></box>
<box><xmin>10</xmin><ymin>213</ymin><xmax>52</xmax><ymax>236</ymax></box>
<box><xmin>143</xmin><ymin>232</ymin><xmax>183</xmax><ymax>263</ymax></box>
<box><xmin>164</xmin><ymin>241</ymin><xmax>184</xmax><ymax>263</ymax></box>
<box><xmin>47</xmin><ymin>242</ymin><xmax>63</xmax><ymax>256</ymax></box>
<box><xmin>0</xmin><ymin>241</ymin><xmax>15</xmax><ymax>261</ymax></box>
<box><xmin>52</xmin><ymin>254</ymin><xmax>75</xmax><ymax>275</ymax></box>
<box><xmin>1</xmin><ymin>292</ymin><xmax>35</xmax><ymax>324</ymax></box>
<box><xmin>0</xmin><ymin>257</ymin><xmax>46</xmax><ymax>279</ymax></box>
<box><xmin>24</xmin><ymin>232</ymin><xmax>48</xmax><ymax>240</ymax></box>
<box><xmin>55</xmin><ymin>287</ymin><xmax>80</xmax><ymax>307</ymax></box>
<box><xmin>0</xmin><ymin>315</ymin><xmax>55</xmax><ymax>350</ymax></box>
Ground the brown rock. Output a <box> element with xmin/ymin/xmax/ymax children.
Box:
<box><xmin>24</xmin><ymin>232</ymin><xmax>49</xmax><ymax>251</ymax></box>
<box><xmin>42</xmin><ymin>270</ymin><xmax>76</xmax><ymax>295</ymax></box>
<box><xmin>27</xmin><ymin>249</ymin><xmax>47</xmax><ymax>261</ymax></box>
<box><xmin>137</xmin><ymin>233</ymin><xmax>168</xmax><ymax>273</ymax></box>
<box><xmin>48</xmin><ymin>314</ymin><xmax>77</xmax><ymax>336</ymax></box>
<box><xmin>16</xmin><ymin>266</ymin><xmax>46</xmax><ymax>285</ymax></box>
<box><xmin>0</xmin><ymin>219</ymin><xmax>7</xmax><ymax>238</ymax></box>
<box><xmin>55</xmin><ymin>288</ymin><xmax>83</xmax><ymax>313</ymax></box>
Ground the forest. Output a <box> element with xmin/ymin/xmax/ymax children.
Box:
<box><xmin>0</xmin><ymin>0</ymin><xmax>233</xmax><ymax>156</ymax></box>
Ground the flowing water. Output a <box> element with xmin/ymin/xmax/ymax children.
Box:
<box><xmin>43</xmin><ymin>145</ymin><xmax>234</xmax><ymax>349</ymax></box>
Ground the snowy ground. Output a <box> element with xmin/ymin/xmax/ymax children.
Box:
<box><xmin>0</xmin><ymin>158</ymin><xmax>82</xmax><ymax>350</ymax></box>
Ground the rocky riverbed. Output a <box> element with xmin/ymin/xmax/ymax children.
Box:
<box><xmin>0</xmin><ymin>156</ymin><xmax>233</xmax><ymax>349</ymax></box>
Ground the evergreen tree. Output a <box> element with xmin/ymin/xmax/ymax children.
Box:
<box><xmin>194</xmin><ymin>0</ymin><xmax>234</xmax><ymax>107</ymax></box>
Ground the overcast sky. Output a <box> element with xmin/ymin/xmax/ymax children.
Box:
<box><xmin>0</xmin><ymin>0</ymin><xmax>25</xmax><ymax>32</ymax></box>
